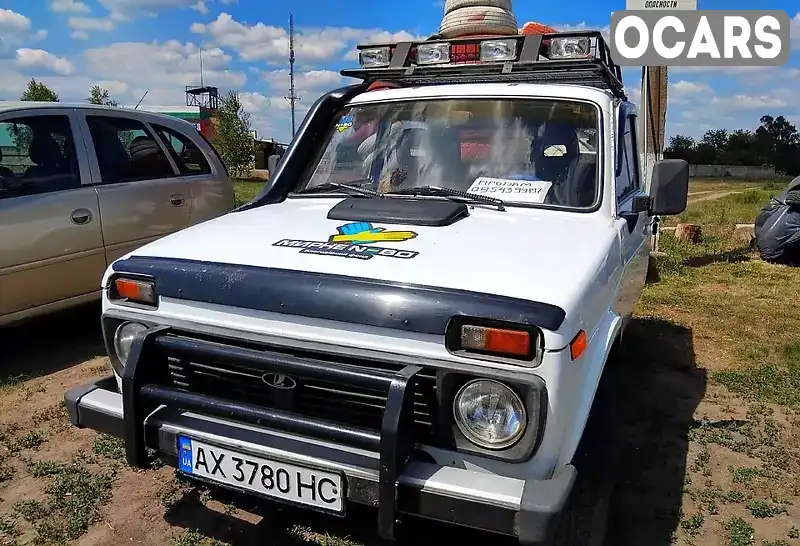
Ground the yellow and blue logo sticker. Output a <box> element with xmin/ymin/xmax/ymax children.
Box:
<box><xmin>335</xmin><ymin>113</ymin><xmax>354</xmax><ymax>133</ymax></box>
<box><xmin>273</xmin><ymin>222</ymin><xmax>419</xmax><ymax>260</ymax></box>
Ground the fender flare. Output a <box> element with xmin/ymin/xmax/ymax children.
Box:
<box><xmin>553</xmin><ymin>311</ymin><xmax>623</xmax><ymax>470</ymax></box>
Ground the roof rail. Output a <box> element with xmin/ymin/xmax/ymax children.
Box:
<box><xmin>341</xmin><ymin>31</ymin><xmax>626</xmax><ymax>100</ymax></box>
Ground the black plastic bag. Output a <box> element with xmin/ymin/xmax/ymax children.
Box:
<box><xmin>754</xmin><ymin>176</ymin><xmax>800</xmax><ymax>265</ymax></box>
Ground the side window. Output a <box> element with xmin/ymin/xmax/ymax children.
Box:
<box><xmin>616</xmin><ymin>114</ymin><xmax>640</xmax><ymax>201</ymax></box>
<box><xmin>0</xmin><ymin>115</ymin><xmax>81</xmax><ymax>199</ymax></box>
<box><xmin>152</xmin><ymin>123</ymin><xmax>212</xmax><ymax>175</ymax></box>
<box><xmin>86</xmin><ymin>116</ymin><xmax>175</xmax><ymax>184</ymax></box>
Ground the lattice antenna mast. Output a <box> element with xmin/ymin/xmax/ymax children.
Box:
<box><xmin>284</xmin><ymin>13</ymin><xmax>300</xmax><ymax>136</ymax></box>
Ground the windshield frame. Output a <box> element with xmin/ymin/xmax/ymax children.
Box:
<box><xmin>291</xmin><ymin>96</ymin><xmax>605</xmax><ymax>213</ymax></box>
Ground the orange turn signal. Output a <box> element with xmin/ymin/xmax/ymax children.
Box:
<box><xmin>113</xmin><ymin>278</ymin><xmax>156</xmax><ymax>305</ymax></box>
<box><xmin>461</xmin><ymin>325</ymin><xmax>531</xmax><ymax>358</ymax></box>
<box><xmin>569</xmin><ymin>330</ymin><xmax>588</xmax><ymax>361</ymax></box>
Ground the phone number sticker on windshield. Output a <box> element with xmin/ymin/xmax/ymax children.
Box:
<box><xmin>467</xmin><ymin>177</ymin><xmax>553</xmax><ymax>203</ymax></box>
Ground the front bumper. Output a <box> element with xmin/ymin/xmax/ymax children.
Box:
<box><xmin>65</xmin><ymin>327</ymin><xmax>575</xmax><ymax>544</ymax></box>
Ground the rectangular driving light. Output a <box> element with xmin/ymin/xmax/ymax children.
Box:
<box><xmin>111</xmin><ymin>277</ymin><xmax>157</xmax><ymax>306</ymax></box>
<box><xmin>417</xmin><ymin>42</ymin><xmax>451</xmax><ymax>65</ymax></box>
<box><xmin>548</xmin><ymin>37</ymin><xmax>591</xmax><ymax>59</ymax></box>
<box><xmin>479</xmin><ymin>39</ymin><xmax>518</xmax><ymax>62</ymax></box>
<box><xmin>359</xmin><ymin>47</ymin><xmax>391</xmax><ymax>68</ymax></box>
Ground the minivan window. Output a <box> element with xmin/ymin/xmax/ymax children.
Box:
<box><xmin>86</xmin><ymin>116</ymin><xmax>175</xmax><ymax>184</ymax></box>
<box><xmin>152</xmin><ymin>123</ymin><xmax>212</xmax><ymax>176</ymax></box>
<box><xmin>0</xmin><ymin>115</ymin><xmax>80</xmax><ymax>199</ymax></box>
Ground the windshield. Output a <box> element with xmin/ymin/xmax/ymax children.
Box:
<box><xmin>297</xmin><ymin>98</ymin><xmax>600</xmax><ymax>209</ymax></box>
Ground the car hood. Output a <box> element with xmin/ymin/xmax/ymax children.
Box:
<box><xmin>123</xmin><ymin>197</ymin><xmax>619</xmax><ymax>322</ymax></box>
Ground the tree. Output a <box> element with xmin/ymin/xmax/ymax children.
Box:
<box><xmin>210</xmin><ymin>90</ymin><xmax>256</xmax><ymax>178</ymax></box>
<box><xmin>20</xmin><ymin>79</ymin><xmax>59</xmax><ymax>102</ymax></box>
<box><xmin>87</xmin><ymin>85</ymin><xmax>119</xmax><ymax>106</ymax></box>
<box><xmin>664</xmin><ymin>114</ymin><xmax>800</xmax><ymax>176</ymax></box>
<box><xmin>664</xmin><ymin>135</ymin><xmax>696</xmax><ymax>162</ymax></box>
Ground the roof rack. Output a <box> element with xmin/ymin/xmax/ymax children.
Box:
<box><xmin>341</xmin><ymin>30</ymin><xmax>626</xmax><ymax>100</ymax></box>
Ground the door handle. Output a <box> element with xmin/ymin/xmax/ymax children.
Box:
<box><xmin>70</xmin><ymin>208</ymin><xmax>93</xmax><ymax>225</ymax></box>
<box><xmin>170</xmin><ymin>194</ymin><xmax>185</xmax><ymax>206</ymax></box>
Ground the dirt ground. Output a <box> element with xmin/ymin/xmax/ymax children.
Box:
<box><xmin>0</xmin><ymin>180</ymin><xmax>797</xmax><ymax>546</ymax></box>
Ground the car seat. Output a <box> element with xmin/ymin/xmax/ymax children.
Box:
<box><xmin>24</xmin><ymin>135</ymin><xmax>66</xmax><ymax>179</ymax></box>
<box><xmin>531</xmin><ymin>123</ymin><xmax>596</xmax><ymax>206</ymax></box>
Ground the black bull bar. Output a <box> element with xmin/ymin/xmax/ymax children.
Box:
<box><xmin>122</xmin><ymin>325</ymin><xmax>421</xmax><ymax>541</ymax></box>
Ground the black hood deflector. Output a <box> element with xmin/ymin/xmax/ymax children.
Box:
<box><xmin>327</xmin><ymin>197</ymin><xmax>469</xmax><ymax>227</ymax></box>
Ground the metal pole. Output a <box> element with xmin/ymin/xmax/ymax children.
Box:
<box><xmin>284</xmin><ymin>13</ymin><xmax>299</xmax><ymax>137</ymax></box>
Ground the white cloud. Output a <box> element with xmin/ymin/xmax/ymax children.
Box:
<box><xmin>0</xmin><ymin>8</ymin><xmax>30</xmax><ymax>31</ymax></box>
<box><xmin>792</xmin><ymin>13</ymin><xmax>799</xmax><ymax>50</ymax></box>
<box><xmin>198</xmin><ymin>13</ymin><xmax>424</xmax><ymax>64</ymax></box>
<box><xmin>68</xmin><ymin>17</ymin><xmax>116</xmax><ymax>31</ymax></box>
<box><xmin>191</xmin><ymin>1</ymin><xmax>208</xmax><ymax>14</ymax></box>
<box><xmin>49</xmin><ymin>0</ymin><xmax>91</xmax><ymax>13</ymax></box>
<box><xmin>70</xmin><ymin>30</ymin><xmax>89</xmax><ymax>40</ymax></box>
<box><xmin>190</xmin><ymin>22</ymin><xmax>206</xmax><ymax>34</ymax></box>
<box><xmin>262</xmin><ymin>69</ymin><xmax>344</xmax><ymax>93</ymax></box>
<box><xmin>709</xmin><ymin>94</ymin><xmax>789</xmax><ymax>110</ymax></box>
<box><xmin>15</xmin><ymin>48</ymin><xmax>75</xmax><ymax>76</ymax></box>
<box><xmin>99</xmin><ymin>0</ymin><xmax>204</xmax><ymax>21</ymax></box>
<box><xmin>82</xmin><ymin>40</ymin><xmax>246</xmax><ymax>103</ymax></box>
<box><xmin>0</xmin><ymin>8</ymin><xmax>47</xmax><ymax>52</ymax></box>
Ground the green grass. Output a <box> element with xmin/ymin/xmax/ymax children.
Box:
<box><xmin>746</xmin><ymin>499</ymin><xmax>786</xmax><ymax>518</ymax></box>
<box><xmin>725</xmin><ymin>517</ymin><xmax>755</xmax><ymax>546</ymax></box>
<box><xmin>643</xmin><ymin>182</ymin><xmax>800</xmax><ymax>408</ymax></box>
<box><xmin>233</xmin><ymin>179</ymin><xmax>265</xmax><ymax>206</ymax></box>
<box><xmin>23</xmin><ymin>456</ymin><xmax>117</xmax><ymax>544</ymax></box>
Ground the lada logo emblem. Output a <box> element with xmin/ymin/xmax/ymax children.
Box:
<box><xmin>261</xmin><ymin>372</ymin><xmax>297</xmax><ymax>390</ymax></box>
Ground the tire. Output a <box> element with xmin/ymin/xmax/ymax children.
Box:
<box><xmin>439</xmin><ymin>6</ymin><xmax>518</xmax><ymax>39</ymax></box>
<box><xmin>547</xmin><ymin>368</ymin><xmax>617</xmax><ymax>546</ymax></box>
<box><xmin>443</xmin><ymin>0</ymin><xmax>512</xmax><ymax>14</ymax></box>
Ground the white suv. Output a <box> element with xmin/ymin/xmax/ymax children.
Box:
<box><xmin>65</xmin><ymin>31</ymin><xmax>688</xmax><ymax>545</ymax></box>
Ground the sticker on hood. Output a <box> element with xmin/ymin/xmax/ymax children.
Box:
<box><xmin>467</xmin><ymin>177</ymin><xmax>553</xmax><ymax>203</ymax></box>
<box><xmin>273</xmin><ymin>222</ymin><xmax>419</xmax><ymax>260</ymax></box>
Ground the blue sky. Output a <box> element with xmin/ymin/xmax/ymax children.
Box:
<box><xmin>0</xmin><ymin>0</ymin><xmax>798</xmax><ymax>144</ymax></box>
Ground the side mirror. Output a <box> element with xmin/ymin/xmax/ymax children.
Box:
<box><xmin>649</xmin><ymin>159</ymin><xmax>689</xmax><ymax>216</ymax></box>
<box><xmin>267</xmin><ymin>154</ymin><xmax>280</xmax><ymax>174</ymax></box>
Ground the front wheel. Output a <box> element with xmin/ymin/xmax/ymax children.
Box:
<box><xmin>546</xmin><ymin>368</ymin><xmax>617</xmax><ymax>546</ymax></box>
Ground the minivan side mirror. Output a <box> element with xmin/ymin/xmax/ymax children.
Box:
<box><xmin>267</xmin><ymin>154</ymin><xmax>280</xmax><ymax>174</ymax></box>
<box><xmin>649</xmin><ymin>159</ymin><xmax>689</xmax><ymax>216</ymax></box>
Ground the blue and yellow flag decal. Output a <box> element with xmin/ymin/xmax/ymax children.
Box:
<box><xmin>273</xmin><ymin>222</ymin><xmax>419</xmax><ymax>260</ymax></box>
<box><xmin>328</xmin><ymin>222</ymin><xmax>417</xmax><ymax>244</ymax></box>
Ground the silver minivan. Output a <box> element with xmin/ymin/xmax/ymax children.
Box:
<box><xmin>0</xmin><ymin>102</ymin><xmax>235</xmax><ymax>326</ymax></box>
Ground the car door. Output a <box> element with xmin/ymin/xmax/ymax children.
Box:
<box><xmin>613</xmin><ymin>107</ymin><xmax>650</xmax><ymax>320</ymax></box>
<box><xmin>150</xmin><ymin>121</ymin><xmax>235</xmax><ymax>225</ymax></box>
<box><xmin>79</xmin><ymin>112</ymin><xmax>192</xmax><ymax>265</ymax></box>
<box><xmin>0</xmin><ymin>109</ymin><xmax>105</xmax><ymax>322</ymax></box>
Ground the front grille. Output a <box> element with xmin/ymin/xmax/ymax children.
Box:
<box><xmin>156</xmin><ymin>334</ymin><xmax>440</xmax><ymax>442</ymax></box>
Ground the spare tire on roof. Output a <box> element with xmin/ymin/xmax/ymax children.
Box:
<box><xmin>443</xmin><ymin>0</ymin><xmax>512</xmax><ymax>13</ymax></box>
<box><xmin>439</xmin><ymin>6</ymin><xmax>518</xmax><ymax>39</ymax></box>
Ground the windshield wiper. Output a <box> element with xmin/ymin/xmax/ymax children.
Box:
<box><xmin>387</xmin><ymin>185</ymin><xmax>505</xmax><ymax>211</ymax></box>
<box><xmin>293</xmin><ymin>181</ymin><xmax>383</xmax><ymax>198</ymax></box>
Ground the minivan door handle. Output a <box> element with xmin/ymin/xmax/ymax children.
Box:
<box><xmin>170</xmin><ymin>194</ymin><xmax>185</xmax><ymax>207</ymax></box>
<box><xmin>70</xmin><ymin>208</ymin><xmax>93</xmax><ymax>225</ymax></box>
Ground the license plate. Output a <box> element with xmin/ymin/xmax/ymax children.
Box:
<box><xmin>177</xmin><ymin>436</ymin><xmax>344</xmax><ymax>513</ymax></box>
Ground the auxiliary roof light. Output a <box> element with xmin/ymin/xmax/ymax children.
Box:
<box><xmin>359</xmin><ymin>47</ymin><xmax>391</xmax><ymax>68</ymax></box>
<box><xmin>548</xmin><ymin>37</ymin><xmax>592</xmax><ymax>59</ymax></box>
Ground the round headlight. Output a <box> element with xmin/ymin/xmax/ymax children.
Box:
<box><xmin>113</xmin><ymin>322</ymin><xmax>147</xmax><ymax>368</ymax></box>
<box><xmin>453</xmin><ymin>379</ymin><xmax>526</xmax><ymax>450</ymax></box>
